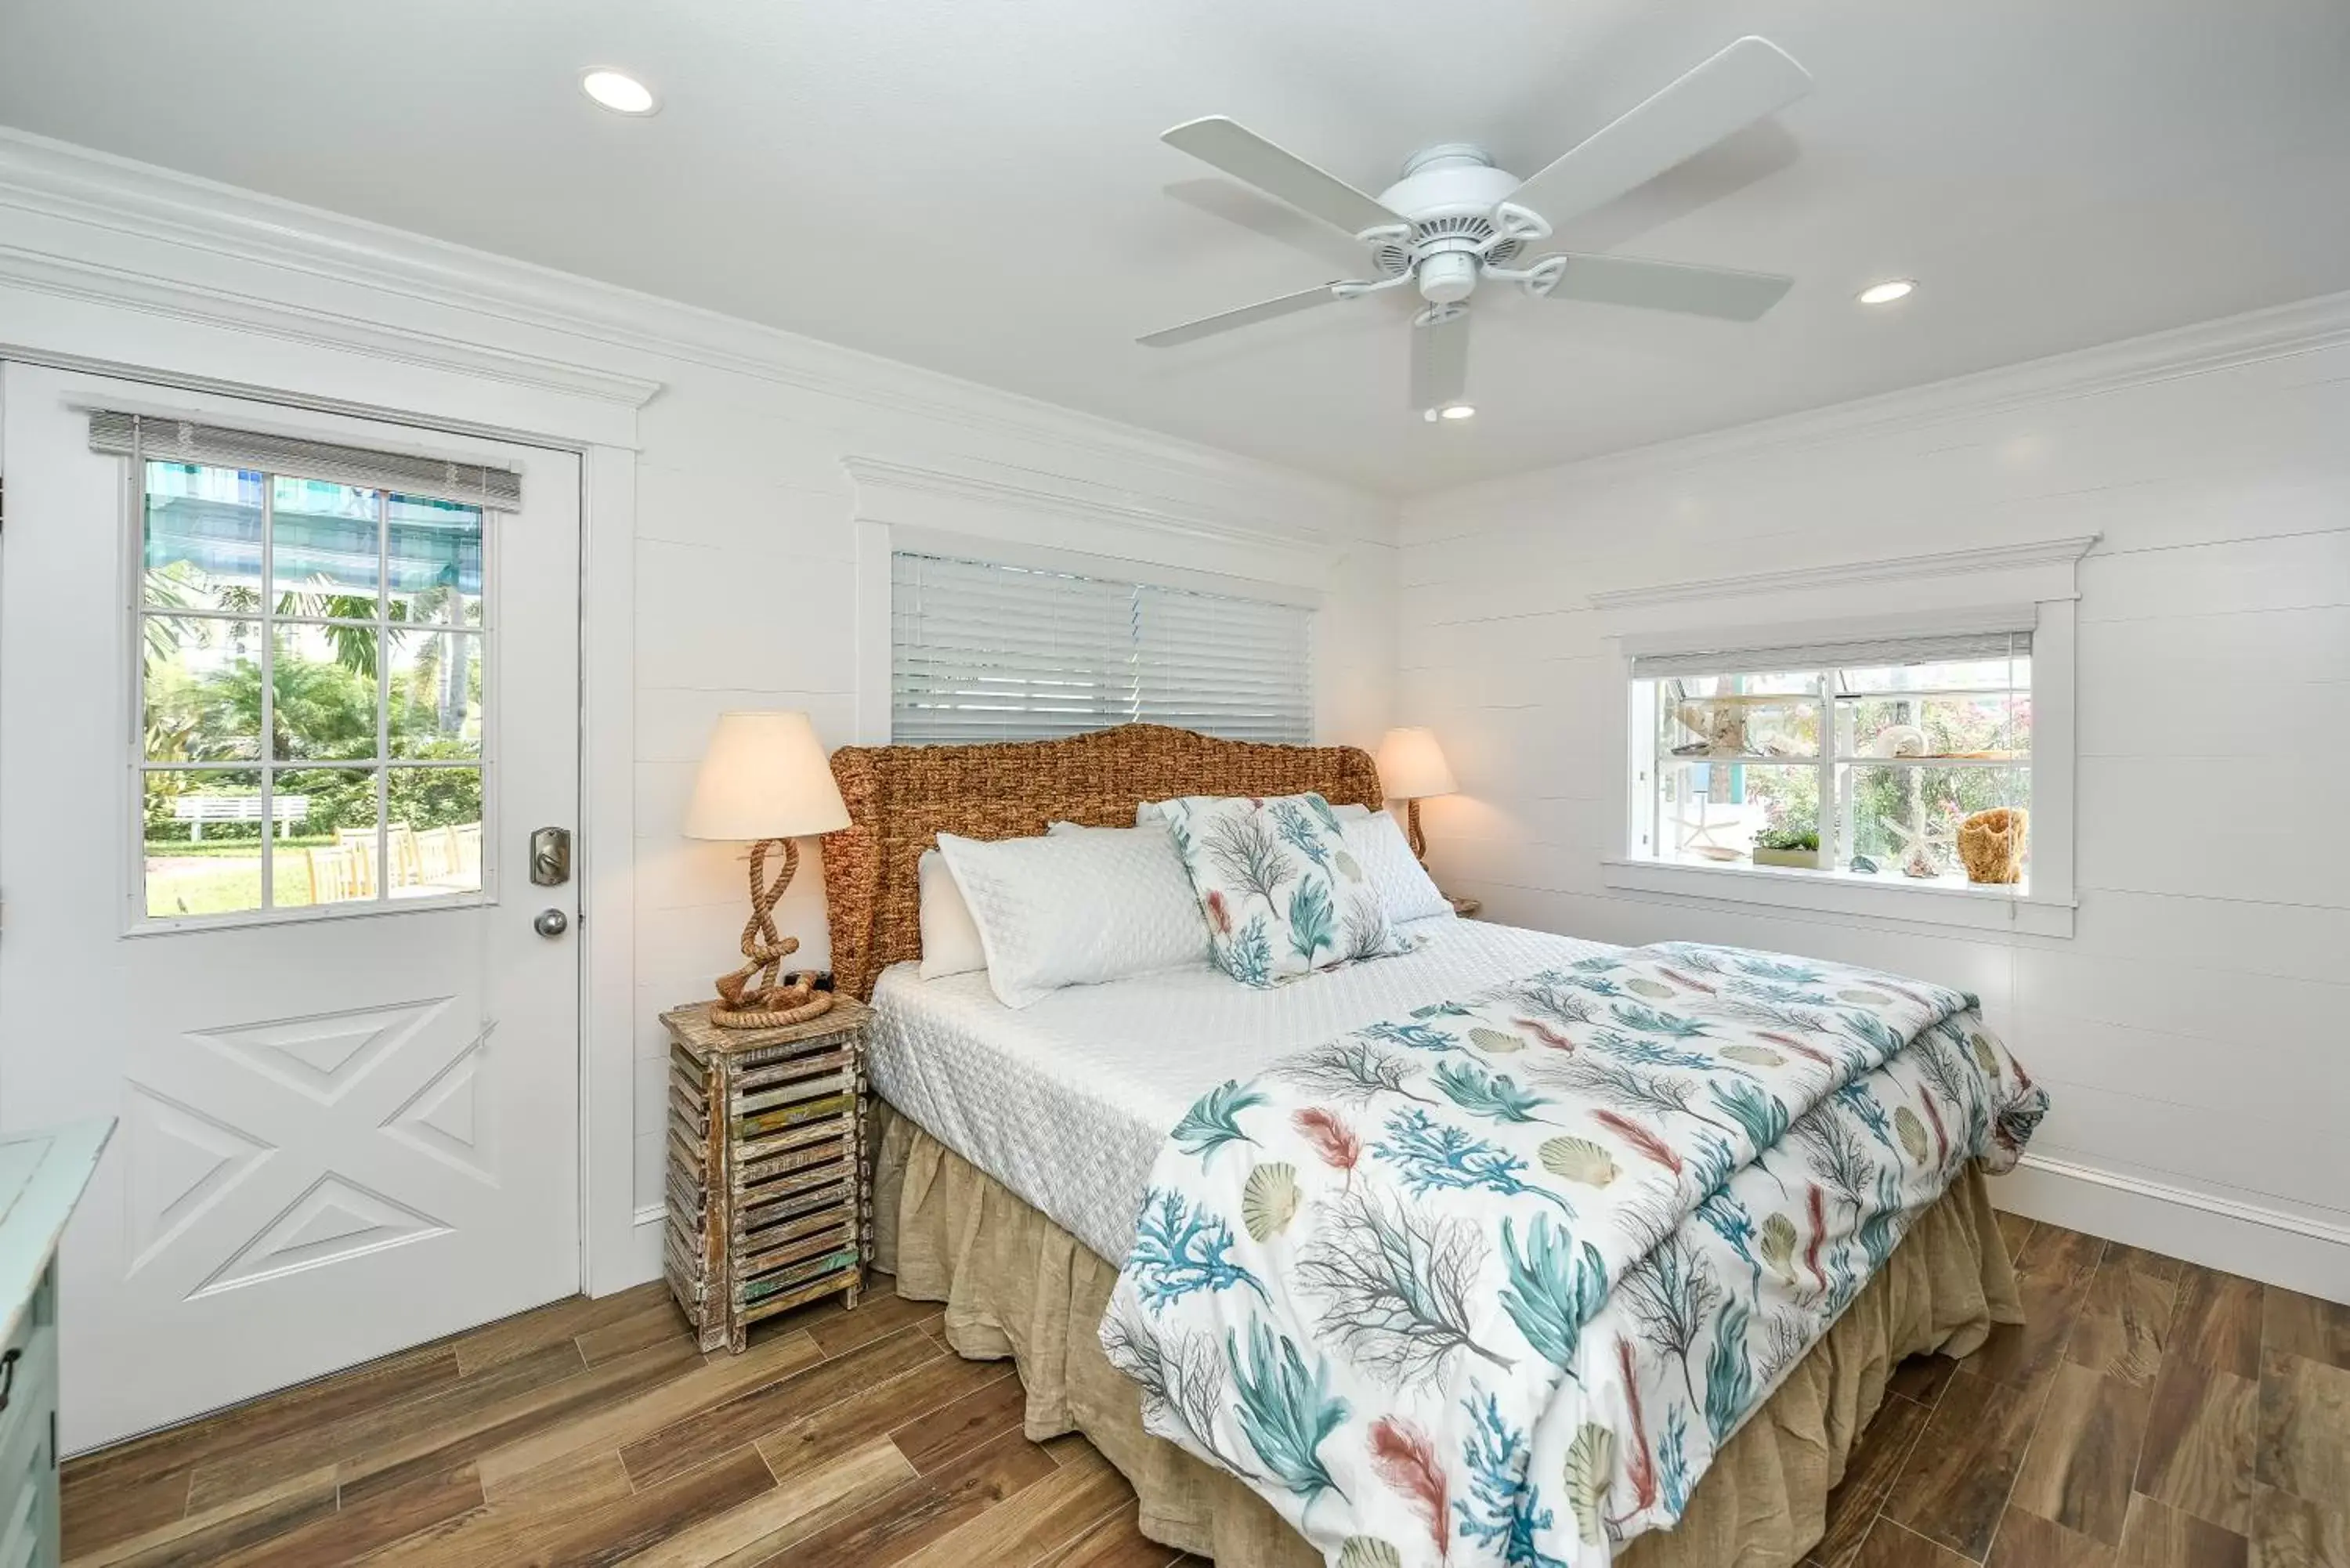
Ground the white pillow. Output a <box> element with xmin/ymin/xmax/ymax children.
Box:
<box><xmin>916</xmin><ymin>849</ymin><xmax>989</xmax><ymax>980</ymax></box>
<box><xmin>1344</xmin><ymin>810</ymin><xmax>1454</xmax><ymax>924</ymax></box>
<box><xmin>935</xmin><ymin>827</ymin><xmax>1213</xmax><ymax>1008</ymax></box>
<box><xmin>1133</xmin><ymin>800</ymin><xmax>1371</xmax><ymax>828</ymax></box>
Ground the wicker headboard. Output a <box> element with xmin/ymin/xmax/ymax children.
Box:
<box><xmin>819</xmin><ymin>724</ymin><xmax>1383</xmax><ymax>1000</ymax></box>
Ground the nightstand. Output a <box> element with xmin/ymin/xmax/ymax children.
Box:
<box><xmin>1447</xmin><ymin>894</ymin><xmax>1482</xmax><ymax>919</ymax></box>
<box><xmin>660</xmin><ymin>995</ymin><xmax>871</xmax><ymax>1353</ymax></box>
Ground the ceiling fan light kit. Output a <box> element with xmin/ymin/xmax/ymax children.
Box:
<box><xmin>1143</xmin><ymin>36</ymin><xmax>1814</xmax><ymax>417</ymax></box>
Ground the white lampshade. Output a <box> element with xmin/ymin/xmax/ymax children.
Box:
<box><xmin>682</xmin><ymin>711</ymin><xmax>851</xmax><ymax>842</ymax></box>
<box><xmin>1376</xmin><ymin>726</ymin><xmax>1457</xmax><ymax>800</ymax></box>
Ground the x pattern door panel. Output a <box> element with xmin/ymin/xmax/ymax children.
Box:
<box><xmin>121</xmin><ymin>994</ymin><xmax>492</xmax><ymax>1304</ymax></box>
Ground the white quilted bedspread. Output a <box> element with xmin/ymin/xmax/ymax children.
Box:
<box><xmin>868</xmin><ymin>916</ymin><xmax>1618</xmax><ymax>1262</ymax></box>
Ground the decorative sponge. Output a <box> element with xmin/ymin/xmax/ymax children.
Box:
<box><xmin>1958</xmin><ymin>807</ymin><xmax>2027</xmax><ymax>884</ymax></box>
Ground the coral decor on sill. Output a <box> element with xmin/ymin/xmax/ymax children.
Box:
<box><xmin>1959</xmin><ymin>806</ymin><xmax>2028</xmax><ymax>884</ymax></box>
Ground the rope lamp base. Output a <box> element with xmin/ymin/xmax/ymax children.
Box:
<box><xmin>710</xmin><ymin>836</ymin><xmax>835</xmax><ymax>1031</ymax></box>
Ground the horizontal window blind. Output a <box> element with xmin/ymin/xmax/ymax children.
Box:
<box><xmin>1630</xmin><ymin>629</ymin><xmax>2030</xmax><ymax>680</ymax></box>
<box><xmin>90</xmin><ymin>411</ymin><xmax>522</xmax><ymax>511</ymax></box>
<box><xmin>1132</xmin><ymin>580</ymin><xmax>1312</xmax><ymax>741</ymax></box>
<box><xmin>891</xmin><ymin>551</ymin><xmax>1311</xmax><ymax>746</ymax></box>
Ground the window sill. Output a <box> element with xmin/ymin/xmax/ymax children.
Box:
<box><xmin>1599</xmin><ymin>857</ymin><xmax>2073</xmax><ymax>938</ymax></box>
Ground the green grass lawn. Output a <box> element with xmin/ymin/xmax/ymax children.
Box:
<box><xmin>148</xmin><ymin>835</ymin><xmax>337</xmax><ymax>858</ymax></box>
<box><xmin>144</xmin><ymin>842</ymin><xmax>316</xmax><ymax>916</ymax></box>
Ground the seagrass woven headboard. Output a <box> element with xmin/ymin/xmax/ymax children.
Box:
<box><xmin>819</xmin><ymin>724</ymin><xmax>1382</xmax><ymax>1000</ymax></box>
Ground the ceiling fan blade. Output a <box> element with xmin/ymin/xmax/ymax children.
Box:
<box><xmin>1162</xmin><ymin>117</ymin><xmax>1401</xmax><ymax>237</ymax></box>
<box><xmin>1504</xmin><ymin>37</ymin><xmax>1811</xmax><ymax>229</ymax></box>
<box><xmin>1409</xmin><ymin>311</ymin><xmax>1470</xmax><ymax>410</ymax></box>
<box><xmin>1137</xmin><ymin>284</ymin><xmax>1345</xmax><ymax>348</ymax></box>
<box><xmin>1540</xmin><ymin>253</ymin><xmax>1794</xmax><ymax>320</ymax></box>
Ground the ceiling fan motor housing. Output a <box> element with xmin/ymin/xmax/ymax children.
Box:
<box><xmin>1376</xmin><ymin>145</ymin><xmax>1527</xmax><ymax>304</ymax></box>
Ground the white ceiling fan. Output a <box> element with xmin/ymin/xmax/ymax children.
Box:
<box><xmin>1141</xmin><ymin>37</ymin><xmax>1813</xmax><ymax>418</ymax></box>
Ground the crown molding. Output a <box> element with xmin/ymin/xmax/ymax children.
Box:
<box><xmin>0</xmin><ymin>128</ymin><xmax>1382</xmax><ymax>522</ymax></box>
<box><xmin>0</xmin><ymin>241</ymin><xmax>667</xmax><ymax>410</ymax></box>
<box><xmin>841</xmin><ymin>453</ymin><xmax>1338</xmax><ymax>558</ymax></box>
<box><xmin>1410</xmin><ymin>288</ymin><xmax>2350</xmax><ymax>525</ymax></box>
<box><xmin>1588</xmin><ymin>534</ymin><xmax>2099</xmax><ymax>610</ymax></box>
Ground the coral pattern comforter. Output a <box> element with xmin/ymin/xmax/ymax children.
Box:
<box><xmin>1100</xmin><ymin>943</ymin><xmax>2048</xmax><ymax>1567</ymax></box>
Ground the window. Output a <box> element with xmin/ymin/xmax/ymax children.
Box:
<box><xmin>1629</xmin><ymin>632</ymin><xmax>2031</xmax><ymax>891</ymax></box>
<box><xmin>890</xmin><ymin>550</ymin><xmax>1311</xmax><ymax>744</ymax></box>
<box><xmin>112</xmin><ymin>414</ymin><xmax>517</xmax><ymax>923</ymax></box>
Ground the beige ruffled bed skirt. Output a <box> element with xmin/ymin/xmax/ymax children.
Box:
<box><xmin>872</xmin><ymin>1100</ymin><xmax>2022</xmax><ymax>1568</ymax></box>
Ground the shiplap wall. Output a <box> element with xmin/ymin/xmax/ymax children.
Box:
<box><xmin>1398</xmin><ymin>315</ymin><xmax>2350</xmax><ymax>1296</ymax></box>
<box><xmin>623</xmin><ymin>367</ymin><xmax>1396</xmax><ymax>1213</ymax></box>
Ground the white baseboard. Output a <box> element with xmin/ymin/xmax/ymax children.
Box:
<box><xmin>1994</xmin><ymin>1153</ymin><xmax>2350</xmax><ymax>1303</ymax></box>
<box><xmin>598</xmin><ymin>1201</ymin><xmax>666</xmax><ymax>1297</ymax></box>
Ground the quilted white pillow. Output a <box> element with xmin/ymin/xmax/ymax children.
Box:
<box><xmin>935</xmin><ymin>827</ymin><xmax>1213</xmax><ymax>1009</ymax></box>
<box><xmin>916</xmin><ymin>849</ymin><xmax>989</xmax><ymax>980</ymax></box>
<box><xmin>1344</xmin><ymin>810</ymin><xmax>1454</xmax><ymax>924</ymax></box>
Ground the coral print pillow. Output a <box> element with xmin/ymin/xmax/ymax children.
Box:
<box><xmin>1152</xmin><ymin>792</ymin><xmax>1409</xmax><ymax>986</ymax></box>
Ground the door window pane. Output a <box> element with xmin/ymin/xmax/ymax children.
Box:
<box><xmin>270</xmin><ymin>625</ymin><xmax>381</xmax><ymax>761</ymax></box>
<box><xmin>135</xmin><ymin>461</ymin><xmax>492</xmax><ymax>920</ymax></box>
<box><xmin>269</xmin><ymin>476</ymin><xmax>382</xmax><ymax>608</ymax></box>
<box><xmin>388</xmin><ymin>630</ymin><xmax>483</xmax><ymax>759</ymax></box>
<box><xmin>143</xmin><ymin>463</ymin><xmax>266</xmax><ymax>613</ymax></box>
<box><xmin>143</xmin><ymin>619</ymin><xmax>261</xmax><ymax>762</ymax></box>
<box><xmin>145</xmin><ymin>770</ymin><xmax>266</xmax><ymax>917</ymax></box>
<box><xmin>387</xmin><ymin>494</ymin><xmax>484</xmax><ymax>630</ymax></box>
<box><xmin>387</xmin><ymin>768</ymin><xmax>483</xmax><ymax>897</ymax></box>
<box><xmin>272</xmin><ymin>768</ymin><xmax>382</xmax><ymax>906</ymax></box>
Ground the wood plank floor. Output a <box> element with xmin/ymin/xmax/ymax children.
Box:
<box><xmin>60</xmin><ymin>1221</ymin><xmax>2350</xmax><ymax>1566</ymax></box>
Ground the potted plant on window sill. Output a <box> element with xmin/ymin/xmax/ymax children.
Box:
<box><xmin>1752</xmin><ymin>826</ymin><xmax>1824</xmax><ymax>870</ymax></box>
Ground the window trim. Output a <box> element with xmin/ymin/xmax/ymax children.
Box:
<box><xmin>1593</xmin><ymin>539</ymin><xmax>2092</xmax><ymax>939</ymax></box>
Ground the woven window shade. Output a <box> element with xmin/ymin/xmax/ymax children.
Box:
<box><xmin>890</xmin><ymin>551</ymin><xmax>1311</xmax><ymax>746</ymax></box>
<box><xmin>1631</xmin><ymin>629</ymin><xmax>2030</xmax><ymax>680</ymax></box>
<box><xmin>90</xmin><ymin>411</ymin><xmax>522</xmax><ymax>511</ymax></box>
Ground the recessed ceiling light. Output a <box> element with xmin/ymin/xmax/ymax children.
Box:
<box><xmin>1857</xmin><ymin>279</ymin><xmax>1915</xmax><ymax>305</ymax></box>
<box><xmin>1425</xmin><ymin>403</ymin><xmax>1477</xmax><ymax>422</ymax></box>
<box><xmin>581</xmin><ymin>69</ymin><xmax>657</xmax><ymax>115</ymax></box>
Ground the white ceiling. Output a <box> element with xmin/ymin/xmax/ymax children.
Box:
<box><xmin>2</xmin><ymin>0</ymin><xmax>2346</xmax><ymax>493</ymax></box>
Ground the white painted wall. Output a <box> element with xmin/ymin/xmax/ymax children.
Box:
<box><xmin>1397</xmin><ymin>298</ymin><xmax>2350</xmax><ymax>1300</ymax></box>
<box><xmin>619</xmin><ymin>367</ymin><xmax>1397</xmax><ymax>1218</ymax></box>
<box><xmin>0</xmin><ymin>131</ymin><xmax>1396</xmax><ymax>1285</ymax></box>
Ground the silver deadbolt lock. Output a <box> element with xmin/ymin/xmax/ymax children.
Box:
<box><xmin>530</xmin><ymin>826</ymin><xmax>572</xmax><ymax>887</ymax></box>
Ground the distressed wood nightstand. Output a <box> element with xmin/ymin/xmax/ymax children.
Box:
<box><xmin>660</xmin><ymin>995</ymin><xmax>871</xmax><ymax>1353</ymax></box>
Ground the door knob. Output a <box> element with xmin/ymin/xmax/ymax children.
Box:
<box><xmin>533</xmin><ymin>908</ymin><xmax>569</xmax><ymax>938</ymax></box>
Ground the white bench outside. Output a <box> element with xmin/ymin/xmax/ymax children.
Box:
<box><xmin>169</xmin><ymin>793</ymin><xmax>309</xmax><ymax>842</ymax></box>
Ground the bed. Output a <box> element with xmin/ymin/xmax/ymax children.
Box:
<box><xmin>822</xmin><ymin>724</ymin><xmax>2026</xmax><ymax>1568</ymax></box>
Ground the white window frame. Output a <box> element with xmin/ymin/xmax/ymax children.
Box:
<box><xmin>122</xmin><ymin>450</ymin><xmax>501</xmax><ymax>934</ymax></box>
<box><xmin>1594</xmin><ymin>538</ymin><xmax>2095</xmax><ymax>938</ymax></box>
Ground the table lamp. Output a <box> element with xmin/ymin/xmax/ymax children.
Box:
<box><xmin>683</xmin><ymin>710</ymin><xmax>851</xmax><ymax>1028</ymax></box>
<box><xmin>1376</xmin><ymin>726</ymin><xmax>1457</xmax><ymax>862</ymax></box>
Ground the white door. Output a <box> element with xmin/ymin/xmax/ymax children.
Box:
<box><xmin>0</xmin><ymin>365</ymin><xmax>582</xmax><ymax>1451</ymax></box>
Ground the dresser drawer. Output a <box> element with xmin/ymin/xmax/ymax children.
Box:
<box><xmin>0</xmin><ymin>1263</ymin><xmax>60</xmax><ymax>1568</ymax></box>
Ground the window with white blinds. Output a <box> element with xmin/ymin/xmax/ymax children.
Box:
<box><xmin>891</xmin><ymin>551</ymin><xmax>1312</xmax><ymax>745</ymax></box>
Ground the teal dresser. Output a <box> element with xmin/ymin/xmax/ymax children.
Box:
<box><xmin>0</xmin><ymin>1122</ymin><xmax>110</xmax><ymax>1568</ymax></box>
